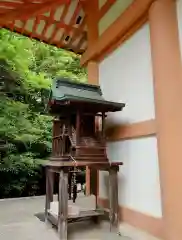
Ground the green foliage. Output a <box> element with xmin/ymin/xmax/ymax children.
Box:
<box><xmin>0</xmin><ymin>28</ymin><xmax>87</xmax><ymax>198</ymax></box>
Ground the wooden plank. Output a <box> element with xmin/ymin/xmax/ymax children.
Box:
<box><xmin>58</xmin><ymin>170</ymin><xmax>68</xmax><ymax>240</ymax></box>
<box><xmin>50</xmin><ymin>170</ymin><xmax>54</xmax><ymax>202</ymax></box>
<box><xmin>109</xmin><ymin>168</ymin><xmax>114</xmax><ymax>230</ymax></box>
<box><xmin>45</xmin><ymin>160</ymin><xmax>123</xmax><ymax>168</ymax></box>
<box><xmin>113</xmin><ymin>169</ymin><xmax>119</xmax><ymax>227</ymax></box>
<box><xmin>75</xmin><ymin>146</ymin><xmax>105</xmax><ymax>149</ymax></box>
<box><xmin>45</xmin><ymin>168</ymin><xmax>54</xmax><ymax>222</ymax></box>
<box><xmin>99</xmin><ymin>0</ymin><xmax>117</xmax><ymax>20</ymax></box>
<box><xmin>69</xmin><ymin>209</ymin><xmax>104</xmax><ymax>219</ymax></box>
<box><xmin>90</xmin><ymin>168</ymin><xmax>97</xmax><ymax>197</ymax></box>
<box><xmin>109</xmin><ymin>168</ymin><xmax>119</xmax><ymax>230</ymax></box>
<box><xmin>0</xmin><ymin>0</ymin><xmax>67</xmax><ymax>23</ymax></box>
<box><xmin>48</xmin><ymin>209</ymin><xmax>104</xmax><ymax>224</ymax></box>
<box><xmin>61</xmin><ymin>0</ymin><xmax>81</xmax><ymax>45</ymax></box>
<box><xmin>68</xmin><ymin>171</ymin><xmax>72</xmax><ymax>200</ymax></box>
<box><xmin>50</xmin><ymin>1</ymin><xmax>69</xmax><ymax>44</ymax></box>
<box><xmin>76</xmin><ymin>111</ymin><xmax>80</xmax><ymax>145</ymax></box>
<box><xmin>45</xmin><ymin>168</ymin><xmax>49</xmax><ymax>222</ymax></box>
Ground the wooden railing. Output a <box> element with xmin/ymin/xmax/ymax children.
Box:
<box><xmin>52</xmin><ymin>126</ymin><xmax>76</xmax><ymax>157</ymax></box>
<box><xmin>52</xmin><ymin>135</ymin><xmax>63</xmax><ymax>157</ymax></box>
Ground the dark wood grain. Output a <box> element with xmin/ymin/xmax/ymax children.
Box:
<box><xmin>58</xmin><ymin>170</ymin><xmax>68</xmax><ymax>240</ymax></box>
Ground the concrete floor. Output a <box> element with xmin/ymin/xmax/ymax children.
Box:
<box><xmin>0</xmin><ymin>195</ymin><xmax>160</xmax><ymax>240</ymax></box>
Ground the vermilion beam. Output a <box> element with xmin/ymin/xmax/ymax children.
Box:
<box><xmin>0</xmin><ymin>0</ymin><xmax>70</xmax><ymax>23</ymax></box>
<box><xmin>99</xmin><ymin>0</ymin><xmax>116</xmax><ymax>20</ymax></box>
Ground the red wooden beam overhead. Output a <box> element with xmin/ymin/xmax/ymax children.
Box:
<box><xmin>0</xmin><ymin>0</ymin><xmax>133</xmax><ymax>55</ymax></box>
<box><xmin>0</xmin><ymin>0</ymin><xmax>88</xmax><ymax>53</ymax></box>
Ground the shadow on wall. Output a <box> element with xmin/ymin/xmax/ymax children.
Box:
<box><xmin>102</xmin><ymin>169</ymin><xmax>125</xmax><ymax>203</ymax></box>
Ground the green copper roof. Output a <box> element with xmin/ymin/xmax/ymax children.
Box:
<box><xmin>50</xmin><ymin>77</ymin><xmax>125</xmax><ymax>111</ymax></box>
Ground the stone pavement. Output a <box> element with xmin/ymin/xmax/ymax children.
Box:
<box><xmin>0</xmin><ymin>195</ymin><xmax>160</xmax><ymax>240</ymax></box>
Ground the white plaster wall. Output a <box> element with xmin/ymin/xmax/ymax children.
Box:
<box><xmin>99</xmin><ymin>24</ymin><xmax>155</xmax><ymax>127</ymax></box>
<box><xmin>99</xmin><ymin>24</ymin><xmax>162</xmax><ymax>218</ymax></box>
<box><xmin>100</xmin><ymin>137</ymin><xmax>162</xmax><ymax>218</ymax></box>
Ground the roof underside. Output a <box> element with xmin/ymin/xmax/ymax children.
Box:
<box><xmin>0</xmin><ymin>0</ymin><xmax>134</xmax><ymax>54</ymax></box>
<box><xmin>0</xmin><ymin>0</ymin><xmax>88</xmax><ymax>54</ymax></box>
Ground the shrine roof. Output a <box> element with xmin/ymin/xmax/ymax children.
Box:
<box><xmin>49</xmin><ymin>78</ymin><xmax>125</xmax><ymax>111</ymax></box>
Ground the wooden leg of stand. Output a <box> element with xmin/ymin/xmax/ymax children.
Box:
<box><xmin>93</xmin><ymin>169</ymin><xmax>99</xmax><ymax>224</ymax></box>
<box><xmin>89</xmin><ymin>168</ymin><xmax>98</xmax><ymax>209</ymax></box>
<box><xmin>109</xmin><ymin>168</ymin><xmax>119</xmax><ymax>230</ymax></box>
<box><xmin>86</xmin><ymin>166</ymin><xmax>90</xmax><ymax>196</ymax></box>
<box><xmin>58</xmin><ymin>170</ymin><xmax>68</xmax><ymax>240</ymax></box>
<box><xmin>45</xmin><ymin>169</ymin><xmax>49</xmax><ymax>222</ymax></box>
<box><xmin>49</xmin><ymin>170</ymin><xmax>54</xmax><ymax>202</ymax></box>
<box><xmin>68</xmin><ymin>172</ymin><xmax>72</xmax><ymax>200</ymax></box>
<box><xmin>113</xmin><ymin>169</ymin><xmax>119</xmax><ymax>228</ymax></box>
<box><xmin>73</xmin><ymin>183</ymin><xmax>77</xmax><ymax>203</ymax></box>
<box><xmin>45</xmin><ymin>169</ymin><xmax>54</xmax><ymax>222</ymax></box>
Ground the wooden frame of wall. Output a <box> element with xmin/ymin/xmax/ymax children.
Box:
<box><xmin>85</xmin><ymin>0</ymin><xmax>182</xmax><ymax>239</ymax></box>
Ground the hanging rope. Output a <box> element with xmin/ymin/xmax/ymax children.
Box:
<box><xmin>69</xmin><ymin>155</ymin><xmax>77</xmax><ymax>203</ymax></box>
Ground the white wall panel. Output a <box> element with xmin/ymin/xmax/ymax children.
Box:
<box><xmin>99</xmin><ymin>24</ymin><xmax>155</xmax><ymax>127</ymax></box>
<box><xmin>98</xmin><ymin>24</ymin><xmax>162</xmax><ymax>218</ymax></box>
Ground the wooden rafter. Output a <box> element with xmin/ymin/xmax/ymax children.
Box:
<box><xmin>38</xmin><ymin>16</ymin><xmax>79</xmax><ymax>32</ymax></box>
<box><xmin>3</xmin><ymin>22</ymin><xmax>84</xmax><ymax>53</ymax></box>
<box><xmin>0</xmin><ymin>0</ymin><xmax>71</xmax><ymax>23</ymax></box>
<box><xmin>69</xmin><ymin>17</ymin><xmax>86</xmax><ymax>47</ymax></box>
<box><xmin>0</xmin><ymin>0</ymin><xmax>89</xmax><ymax>53</ymax></box>
<box><xmin>41</xmin><ymin>7</ymin><xmax>56</xmax><ymax>40</ymax></box>
<box><xmin>0</xmin><ymin>2</ymin><xmax>24</xmax><ymax>9</ymax></box>
<box><xmin>40</xmin><ymin>15</ymin><xmax>87</xmax><ymax>43</ymax></box>
<box><xmin>30</xmin><ymin>16</ymin><xmax>41</xmax><ymax>38</ymax></box>
<box><xmin>54</xmin><ymin>1</ymin><xmax>70</xmax><ymax>47</ymax></box>
<box><xmin>60</xmin><ymin>0</ymin><xmax>82</xmax><ymax>45</ymax></box>
<box><xmin>99</xmin><ymin>0</ymin><xmax>116</xmax><ymax>20</ymax></box>
<box><xmin>76</xmin><ymin>32</ymin><xmax>86</xmax><ymax>52</ymax></box>
<box><xmin>9</xmin><ymin>20</ymin><xmax>15</xmax><ymax>31</ymax></box>
<box><xmin>20</xmin><ymin>20</ymin><xmax>27</xmax><ymax>34</ymax></box>
<box><xmin>3</xmin><ymin>16</ymin><xmax>86</xmax><ymax>38</ymax></box>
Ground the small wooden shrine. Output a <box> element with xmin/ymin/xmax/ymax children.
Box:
<box><xmin>44</xmin><ymin>78</ymin><xmax>125</xmax><ymax>239</ymax></box>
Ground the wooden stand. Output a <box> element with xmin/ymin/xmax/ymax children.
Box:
<box><xmin>44</xmin><ymin>161</ymin><xmax>121</xmax><ymax>240</ymax></box>
<box><xmin>45</xmin><ymin>79</ymin><xmax>125</xmax><ymax>239</ymax></box>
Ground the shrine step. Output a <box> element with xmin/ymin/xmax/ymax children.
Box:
<box><xmin>75</xmin><ymin>154</ymin><xmax>106</xmax><ymax>158</ymax></box>
<box><xmin>74</xmin><ymin>156</ymin><xmax>108</xmax><ymax>162</ymax></box>
<box><xmin>76</xmin><ymin>148</ymin><xmax>106</xmax><ymax>156</ymax></box>
<box><xmin>76</xmin><ymin>146</ymin><xmax>105</xmax><ymax>149</ymax></box>
<box><xmin>50</xmin><ymin>156</ymin><xmax>69</xmax><ymax>161</ymax></box>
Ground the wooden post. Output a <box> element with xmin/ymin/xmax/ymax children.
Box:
<box><xmin>45</xmin><ymin>168</ymin><xmax>54</xmax><ymax>222</ymax></box>
<box><xmin>68</xmin><ymin>171</ymin><xmax>72</xmax><ymax>200</ymax></box>
<box><xmin>149</xmin><ymin>0</ymin><xmax>182</xmax><ymax>238</ymax></box>
<box><xmin>113</xmin><ymin>168</ymin><xmax>119</xmax><ymax>228</ymax></box>
<box><xmin>86</xmin><ymin>166</ymin><xmax>91</xmax><ymax>196</ymax></box>
<box><xmin>109</xmin><ymin>167</ymin><xmax>119</xmax><ymax>230</ymax></box>
<box><xmin>95</xmin><ymin>169</ymin><xmax>98</xmax><ymax>209</ymax></box>
<box><xmin>45</xmin><ymin>168</ymin><xmax>49</xmax><ymax>222</ymax></box>
<box><xmin>102</xmin><ymin>112</ymin><xmax>105</xmax><ymax>137</ymax></box>
<box><xmin>58</xmin><ymin>170</ymin><xmax>68</xmax><ymax>240</ymax></box>
<box><xmin>76</xmin><ymin>111</ymin><xmax>80</xmax><ymax>145</ymax></box>
<box><xmin>49</xmin><ymin>170</ymin><xmax>54</xmax><ymax>203</ymax></box>
<box><xmin>101</xmin><ymin>112</ymin><xmax>106</xmax><ymax>156</ymax></box>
